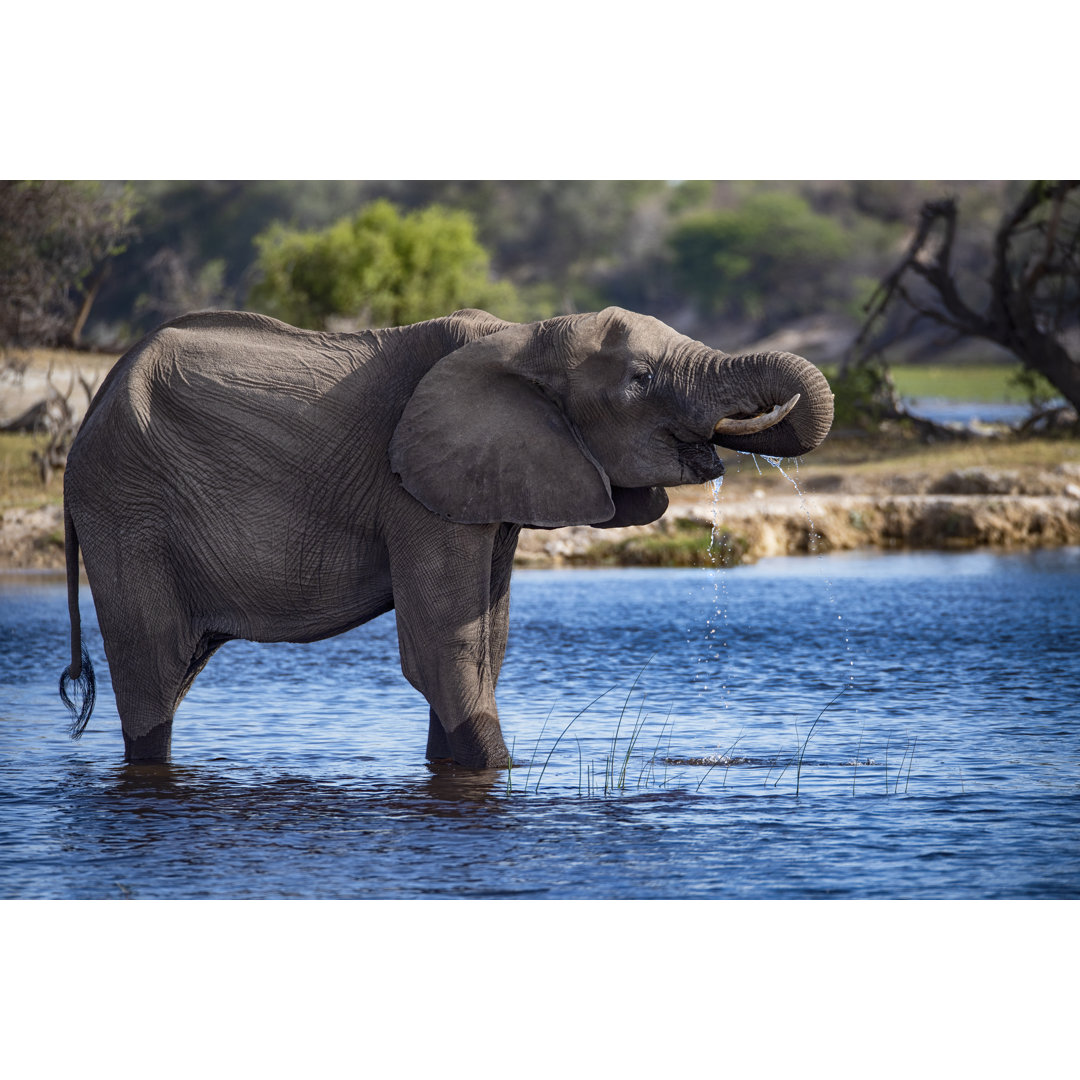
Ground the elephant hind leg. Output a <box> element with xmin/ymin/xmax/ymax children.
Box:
<box><xmin>105</xmin><ymin>626</ymin><xmax>229</xmax><ymax>764</ymax></box>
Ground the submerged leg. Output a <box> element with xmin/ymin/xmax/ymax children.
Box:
<box><xmin>426</xmin><ymin>707</ymin><xmax>451</xmax><ymax>760</ymax></box>
<box><xmin>391</xmin><ymin>521</ymin><xmax>521</xmax><ymax>769</ymax></box>
<box><xmin>115</xmin><ymin>632</ymin><xmax>227</xmax><ymax>762</ymax></box>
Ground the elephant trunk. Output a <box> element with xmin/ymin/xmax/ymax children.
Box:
<box><xmin>705</xmin><ymin>350</ymin><xmax>834</xmax><ymax>459</ymax></box>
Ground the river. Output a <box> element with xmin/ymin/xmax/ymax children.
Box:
<box><xmin>1</xmin><ymin>549</ymin><xmax>1078</xmax><ymax>898</ymax></box>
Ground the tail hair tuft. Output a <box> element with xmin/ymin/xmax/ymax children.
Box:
<box><xmin>60</xmin><ymin>645</ymin><xmax>96</xmax><ymax>739</ymax></box>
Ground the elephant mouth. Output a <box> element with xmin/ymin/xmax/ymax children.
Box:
<box><xmin>711</xmin><ymin>393</ymin><xmax>801</xmax><ymax>441</ymax></box>
<box><xmin>676</xmin><ymin>439</ymin><xmax>726</xmax><ymax>482</ymax></box>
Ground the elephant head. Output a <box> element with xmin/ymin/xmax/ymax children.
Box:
<box><xmin>389</xmin><ymin>307</ymin><xmax>833</xmax><ymax>528</ymax></box>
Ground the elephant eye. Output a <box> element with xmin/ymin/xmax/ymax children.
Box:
<box><xmin>630</xmin><ymin>369</ymin><xmax>653</xmax><ymax>391</ymax></box>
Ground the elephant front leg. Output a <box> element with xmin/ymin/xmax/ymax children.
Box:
<box><xmin>402</xmin><ymin>631</ymin><xmax>509</xmax><ymax>768</ymax></box>
<box><xmin>426</xmin><ymin>706</ymin><xmax>451</xmax><ymax>761</ymax></box>
<box><xmin>390</xmin><ymin>522</ymin><xmax>517</xmax><ymax>769</ymax></box>
<box><xmin>399</xmin><ymin>619</ymin><xmax>510</xmax><ymax>769</ymax></box>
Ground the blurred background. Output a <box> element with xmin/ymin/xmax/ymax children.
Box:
<box><xmin>2</xmin><ymin>178</ymin><xmax>1078</xmax><ymax>557</ymax></box>
<box><xmin>2</xmin><ymin>179</ymin><xmax>1076</xmax><ymax>432</ymax></box>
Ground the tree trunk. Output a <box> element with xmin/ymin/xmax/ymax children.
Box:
<box><xmin>65</xmin><ymin>263</ymin><xmax>107</xmax><ymax>349</ymax></box>
<box><xmin>1009</xmin><ymin>326</ymin><xmax>1080</xmax><ymax>414</ymax></box>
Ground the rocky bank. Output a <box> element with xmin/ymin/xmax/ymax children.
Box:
<box><xmin>7</xmin><ymin>464</ymin><xmax>1080</xmax><ymax>574</ymax></box>
<box><xmin>514</xmin><ymin>464</ymin><xmax>1080</xmax><ymax>567</ymax></box>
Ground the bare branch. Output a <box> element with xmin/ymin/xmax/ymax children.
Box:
<box><xmin>847</xmin><ymin>181</ymin><xmax>1080</xmax><ymax>417</ymax></box>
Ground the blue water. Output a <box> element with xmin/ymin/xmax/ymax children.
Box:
<box><xmin>2</xmin><ymin>549</ymin><xmax>1079</xmax><ymax>898</ymax></box>
<box><xmin>902</xmin><ymin>397</ymin><xmax>1036</xmax><ymax>425</ymax></box>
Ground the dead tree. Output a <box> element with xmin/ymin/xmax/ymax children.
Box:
<box><xmin>25</xmin><ymin>362</ymin><xmax>101</xmax><ymax>483</ymax></box>
<box><xmin>848</xmin><ymin>180</ymin><xmax>1080</xmax><ymax>423</ymax></box>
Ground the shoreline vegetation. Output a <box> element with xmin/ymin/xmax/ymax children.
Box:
<box><xmin>2</xmin><ymin>348</ymin><xmax>1079</xmax><ymax>573</ymax></box>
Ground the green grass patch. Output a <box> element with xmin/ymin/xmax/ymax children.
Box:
<box><xmin>889</xmin><ymin>363</ymin><xmax>1051</xmax><ymax>403</ymax></box>
<box><xmin>579</xmin><ymin>518</ymin><xmax>751</xmax><ymax>568</ymax></box>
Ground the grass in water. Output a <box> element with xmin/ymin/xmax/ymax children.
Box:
<box><xmin>531</xmin><ymin>686</ymin><xmax>617</xmax><ymax>795</ymax></box>
<box><xmin>522</xmin><ymin>703</ymin><xmax>556</xmax><ymax>792</ymax></box>
<box><xmin>852</xmin><ymin>731</ymin><xmax>864</xmax><ymax>796</ymax></box>
<box><xmin>512</xmin><ymin>678</ymin><xmax>931</xmax><ymax>801</ymax></box>
<box><xmin>892</xmin><ymin>736</ymin><xmax>918</xmax><ymax>795</ymax></box>
<box><xmin>696</xmin><ymin>732</ymin><xmax>744</xmax><ymax>793</ymax></box>
<box><xmin>604</xmin><ymin>656</ymin><xmax>655</xmax><ymax>794</ymax></box>
<box><xmin>638</xmin><ymin>706</ymin><xmax>674</xmax><ymax>788</ymax></box>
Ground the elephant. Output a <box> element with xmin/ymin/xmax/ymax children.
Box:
<box><xmin>59</xmin><ymin>306</ymin><xmax>833</xmax><ymax>769</ymax></box>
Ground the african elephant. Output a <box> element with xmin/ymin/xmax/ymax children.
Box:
<box><xmin>59</xmin><ymin>306</ymin><xmax>833</xmax><ymax>768</ymax></box>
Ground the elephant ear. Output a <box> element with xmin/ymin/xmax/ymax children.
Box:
<box><xmin>389</xmin><ymin>323</ymin><xmax>616</xmax><ymax>527</ymax></box>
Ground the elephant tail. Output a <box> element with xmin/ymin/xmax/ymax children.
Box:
<box><xmin>59</xmin><ymin>505</ymin><xmax>95</xmax><ymax>739</ymax></box>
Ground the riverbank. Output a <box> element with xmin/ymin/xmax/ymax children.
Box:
<box><xmin>516</xmin><ymin>437</ymin><xmax>1080</xmax><ymax>566</ymax></box>
<box><xmin>4</xmin><ymin>452</ymin><xmax>1080</xmax><ymax>573</ymax></box>
<box><xmin>516</xmin><ymin>467</ymin><xmax>1080</xmax><ymax>568</ymax></box>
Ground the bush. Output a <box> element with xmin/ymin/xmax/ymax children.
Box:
<box><xmin>249</xmin><ymin>200</ymin><xmax>521</xmax><ymax>330</ymax></box>
<box><xmin>668</xmin><ymin>191</ymin><xmax>853</xmax><ymax>330</ymax></box>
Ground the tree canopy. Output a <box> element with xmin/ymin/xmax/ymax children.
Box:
<box><xmin>8</xmin><ymin>178</ymin><xmax>1067</xmax><ymax>390</ymax></box>
<box><xmin>668</xmin><ymin>191</ymin><xmax>854</xmax><ymax>331</ymax></box>
<box><xmin>248</xmin><ymin>200</ymin><xmax>522</xmax><ymax>330</ymax></box>
<box><xmin>0</xmin><ymin>181</ymin><xmax>137</xmax><ymax>347</ymax></box>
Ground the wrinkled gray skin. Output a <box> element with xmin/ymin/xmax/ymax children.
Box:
<box><xmin>60</xmin><ymin>307</ymin><xmax>833</xmax><ymax>768</ymax></box>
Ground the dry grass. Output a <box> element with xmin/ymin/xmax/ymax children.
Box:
<box><xmin>807</xmin><ymin>433</ymin><xmax>1080</xmax><ymax>473</ymax></box>
<box><xmin>0</xmin><ymin>432</ymin><xmax>66</xmax><ymax>510</ymax></box>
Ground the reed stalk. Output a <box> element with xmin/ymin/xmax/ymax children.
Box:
<box><xmin>904</xmin><ymin>736</ymin><xmax>917</xmax><ymax>794</ymax></box>
<box><xmin>532</xmin><ymin>686</ymin><xmax>615</xmax><ymax>794</ymax></box>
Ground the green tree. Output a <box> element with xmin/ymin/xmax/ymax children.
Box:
<box><xmin>249</xmin><ymin>200</ymin><xmax>521</xmax><ymax>329</ymax></box>
<box><xmin>668</xmin><ymin>191</ymin><xmax>853</xmax><ymax>331</ymax></box>
<box><xmin>0</xmin><ymin>180</ymin><xmax>138</xmax><ymax>347</ymax></box>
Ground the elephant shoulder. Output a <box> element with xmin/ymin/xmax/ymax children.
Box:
<box><xmin>445</xmin><ymin>308</ymin><xmax>516</xmax><ymax>341</ymax></box>
<box><xmin>158</xmin><ymin>310</ymin><xmax>299</xmax><ymax>335</ymax></box>
<box><xmin>124</xmin><ymin>311</ymin><xmax>320</xmax><ymax>376</ymax></box>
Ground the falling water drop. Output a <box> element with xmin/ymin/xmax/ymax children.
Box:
<box><xmin>700</xmin><ymin>474</ymin><xmax>730</xmax><ymax>713</ymax></box>
<box><xmin>759</xmin><ymin>454</ymin><xmax>859</xmax><ymax>697</ymax></box>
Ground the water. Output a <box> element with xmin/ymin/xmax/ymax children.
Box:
<box><xmin>902</xmin><ymin>397</ymin><xmax>1043</xmax><ymax>426</ymax></box>
<box><xmin>2</xmin><ymin>549</ymin><xmax>1079</xmax><ymax>898</ymax></box>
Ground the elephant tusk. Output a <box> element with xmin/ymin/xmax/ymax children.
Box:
<box><xmin>713</xmin><ymin>393</ymin><xmax>801</xmax><ymax>437</ymax></box>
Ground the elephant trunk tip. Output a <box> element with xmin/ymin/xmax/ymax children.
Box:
<box><xmin>709</xmin><ymin>349</ymin><xmax>834</xmax><ymax>458</ymax></box>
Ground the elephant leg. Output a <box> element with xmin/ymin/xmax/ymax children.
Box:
<box><xmin>423</xmin><ymin>523</ymin><xmax>520</xmax><ymax>764</ymax></box>
<box><xmin>426</xmin><ymin>706</ymin><xmax>451</xmax><ymax>760</ymax></box>
<box><xmin>105</xmin><ymin>633</ymin><xmax>188</xmax><ymax>762</ymax></box>
<box><xmin>390</xmin><ymin>521</ymin><xmax>521</xmax><ymax>769</ymax></box>
<box><xmin>108</xmin><ymin>628</ymin><xmax>227</xmax><ymax>763</ymax></box>
<box><xmin>487</xmin><ymin>522</ymin><xmax>519</xmax><ymax>687</ymax></box>
<box><xmin>87</xmin><ymin>556</ymin><xmax>225</xmax><ymax>763</ymax></box>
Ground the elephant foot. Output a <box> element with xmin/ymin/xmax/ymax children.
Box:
<box><xmin>123</xmin><ymin>722</ymin><xmax>172</xmax><ymax>763</ymax></box>
<box><xmin>445</xmin><ymin>718</ymin><xmax>510</xmax><ymax>770</ymax></box>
